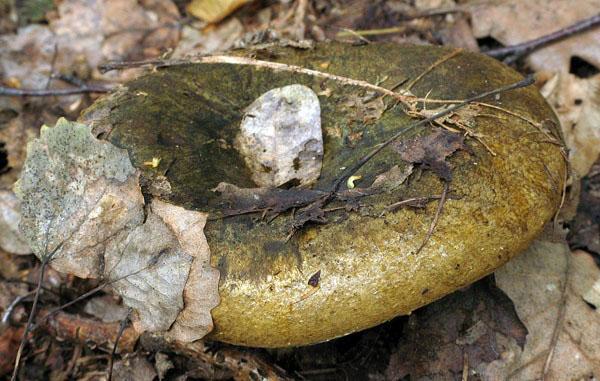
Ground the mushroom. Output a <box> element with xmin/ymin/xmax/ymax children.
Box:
<box><xmin>17</xmin><ymin>42</ymin><xmax>566</xmax><ymax>347</ymax></box>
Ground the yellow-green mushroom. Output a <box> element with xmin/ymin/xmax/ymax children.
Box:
<box><xmin>72</xmin><ymin>42</ymin><xmax>566</xmax><ymax>347</ymax></box>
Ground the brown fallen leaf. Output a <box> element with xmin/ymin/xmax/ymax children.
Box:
<box><xmin>384</xmin><ymin>279</ymin><xmax>527</xmax><ymax>380</ymax></box>
<box><xmin>541</xmin><ymin>72</ymin><xmax>600</xmax><ymax>177</ymax></box>
<box><xmin>112</xmin><ymin>353</ymin><xmax>157</xmax><ymax>381</ymax></box>
<box><xmin>211</xmin><ymin>182</ymin><xmax>326</xmax><ymax>217</ymax></box>
<box><xmin>468</xmin><ymin>0</ymin><xmax>600</xmax><ymax>72</ymax></box>
<box><xmin>568</xmin><ymin>158</ymin><xmax>600</xmax><ymax>255</ymax></box>
<box><xmin>392</xmin><ymin>129</ymin><xmax>466</xmax><ymax>181</ymax></box>
<box><xmin>187</xmin><ymin>0</ymin><xmax>252</xmax><ymax>24</ymax></box>
<box><xmin>484</xmin><ymin>239</ymin><xmax>600</xmax><ymax>380</ymax></box>
<box><xmin>0</xmin><ymin>326</ymin><xmax>24</xmax><ymax>376</ymax></box>
<box><xmin>50</xmin><ymin>0</ymin><xmax>180</xmax><ymax>80</ymax></box>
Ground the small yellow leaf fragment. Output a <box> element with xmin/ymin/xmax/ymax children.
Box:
<box><xmin>187</xmin><ymin>0</ymin><xmax>251</xmax><ymax>24</ymax></box>
<box><xmin>143</xmin><ymin>157</ymin><xmax>161</xmax><ymax>168</ymax></box>
<box><xmin>346</xmin><ymin>175</ymin><xmax>362</xmax><ymax>189</ymax></box>
<box><xmin>319</xmin><ymin>62</ymin><xmax>331</xmax><ymax>69</ymax></box>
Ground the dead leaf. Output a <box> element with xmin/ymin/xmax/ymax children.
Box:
<box><xmin>187</xmin><ymin>0</ymin><xmax>251</xmax><ymax>24</ymax></box>
<box><xmin>0</xmin><ymin>24</ymin><xmax>57</xmax><ymax>89</ymax></box>
<box><xmin>468</xmin><ymin>0</ymin><xmax>600</xmax><ymax>72</ymax></box>
<box><xmin>15</xmin><ymin>118</ymin><xmax>145</xmax><ymax>278</ymax></box>
<box><xmin>484</xmin><ymin>240</ymin><xmax>600</xmax><ymax>380</ymax></box>
<box><xmin>172</xmin><ymin>18</ymin><xmax>244</xmax><ymax>58</ymax></box>
<box><xmin>0</xmin><ymin>326</ymin><xmax>24</xmax><ymax>377</ymax></box>
<box><xmin>568</xmin><ymin>158</ymin><xmax>600</xmax><ymax>255</ymax></box>
<box><xmin>212</xmin><ymin>182</ymin><xmax>325</xmax><ymax>217</ymax></box>
<box><xmin>0</xmin><ymin>190</ymin><xmax>30</xmax><ymax>254</ymax></box>
<box><xmin>384</xmin><ymin>280</ymin><xmax>527</xmax><ymax>380</ymax></box>
<box><xmin>392</xmin><ymin>129</ymin><xmax>466</xmax><ymax>181</ymax></box>
<box><xmin>15</xmin><ymin>119</ymin><xmax>219</xmax><ymax>342</ymax></box>
<box><xmin>83</xmin><ymin>295</ymin><xmax>129</xmax><ymax>323</ymax></box>
<box><xmin>112</xmin><ymin>353</ymin><xmax>157</xmax><ymax>381</ymax></box>
<box><xmin>541</xmin><ymin>72</ymin><xmax>600</xmax><ymax>177</ymax></box>
<box><xmin>50</xmin><ymin>0</ymin><xmax>179</xmax><ymax>80</ymax></box>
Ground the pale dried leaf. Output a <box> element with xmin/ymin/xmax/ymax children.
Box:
<box><xmin>0</xmin><ymin>190</ymin><xmax>30</xmax><ymax>255</ymax></box>
<box><xmin>15</xmin><ymin>118</ymin><xmax>145</xmax><ymax>278</ymax></box>
<box><xmin>172</xmin><ymin>18</ymin><xmax>244</xmax><ymax>58</ymax></box>
<box><xmin>541</xmin><ymin>72</ymin><xmax>600</xmax><ymax>177</ymax></box>
<box><xmin>16</xmin><ymin>119</ymin><xmax>219</xmax><ymax>341</ymax></box>
<box><xmin>0</xmin><ymin>25</ymin><xmax>56</xmax><ymax>89</ymax></box>
<box><xmin>468</xmin><ymin>0</ymin><xmax>600</xmax><ymax>72</ymax></box>
<box><xmin>83</xmin><ymin>295</ymin><xmax>129</xmax><ymax>323</ymax></box>
<box><xmin>485</xmin><ymin>240</ymin><xmax>600</xmax><ymax>380</ymax></box>
<box><xmin>187</xmin><ymin>0</ymin><xmax>251</xmax><ymax>23</ymax></box>
<box><xmin>152</xmin><ymin>199</ymin><xmax>219</xmax><ymax>342</ymax></box>
<box><xmin>50</xmin><ymin>0</ymin><xmax>180</xmax><ymax>80</ymax></box>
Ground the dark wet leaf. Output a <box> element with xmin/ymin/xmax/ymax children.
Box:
<box><xmin>392</xmin><ymin>129</ymin><xmax>467</xmax><ymax>181</ymax></box>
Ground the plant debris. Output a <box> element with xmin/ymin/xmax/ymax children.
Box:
<box><xmin>392</xmin><ymin>129</ymin><xmax>467</xmax><ymax>181</ymax></box>
<box><xmin>14</xmin><ymin>119</ymin><xmax>220</xmax><ymax>343</ymax></box>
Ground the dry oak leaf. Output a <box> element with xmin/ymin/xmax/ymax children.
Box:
<box><xmin>484</xmin><ymin>240</ymin><xmax>600</xmax><ymax>380</ymax></box>
<box><xmin>468</xmin><ymin>0</ymin><xmax>600</xmax><ymax>72</ymax></box>
<box><xmin>541</xmin><ymin>72</ymin><xmax>600</xmax><ymax>177</ymax></box>
<box><xmin>15</xmin><ymin>118</ymin><xmax>219</xmax><ymax>342</ymax></box>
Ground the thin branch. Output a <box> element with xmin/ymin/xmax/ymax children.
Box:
<box><xmin>100</xmin><ymin>55</ymin><xmax>415</xmax><ymax>101</ymax></box>
<box><xmin>542</xmin><ymin>249</ymin><xmax>571</xmax><ymax>379</ymax></box>
<box><xmin>0</xmin><ymin>84</ymin><xmax>113</xmax><ymax>97</ymax></box>
<box><xmin>1</xmin><ymin>291</ymin><xmax>36</xmax><ymax>328</ymax></box>
<box><xmin>414</xmin><ymin>182</ymin><xmax>449</xmax><ymax>255</ymax></box>
<box><xmin>11</xmin><ymin>239</ymin><xmax>64</xmax><ymax>381</ymax></box>
<box><xmin>485</xmin><ymin>13</ymin><xmax>600</xmax><ymax>62</ymax></box>
<box><xmin>107</xmin><ymin>308</ymin><xmax>132</xmax><ymax>381</ymax></box>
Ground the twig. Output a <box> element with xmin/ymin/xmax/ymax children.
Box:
<box><xmin>542</xmin><ymin>249</ymin><xmax>571</xmax><ymax>379</ymax></box>
<box><xmin>0</xmin><ymin>84</ymin><xmax>113</xmax><ymax>97</ymax></box>
<box><xmin>414</xmin><ymin>182</ymin><xmax>449</xmax><ymax>255</ymax></box>
<box><xmin>1</xmin><ymin>291</ymin><xmax>36</xmax><ymax>328</ymax></box>
<box><xmin>100</xmin><ymin>55</ymin><xmax>415</xmax><ymax>101</ymax></box>
<box><xmin>335</xmin><ymin>6</ymin><xmax>466</xmax><ymax>38</ymax></box>
<box><xmin>107</xmin><ymin>308</ymin><xmax>132</xmax><ymax>381</ymax></box>
<box><xmin>381</xmin><ymin>194</ymin><xmax>443</xmax><ymax>216</ymax></box>
<box><xmin>405</xmin><ymin>49</ymin><xmax>462</xmax><ymax>91</ymax></box>
<box><xmin>10</xmin><ymin>245</ymin><xmax>58</xmax><ymax>381</ymax></box>
<box><xmin>485</xmin><ymin>13</ymin><xmax>600</xmax><ymax>63</ymax></box>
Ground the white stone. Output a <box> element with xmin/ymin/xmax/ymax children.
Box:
<box><xmin>236</xmin><ymin>84</ymin><xmax>323</xmax><ymax>187</ymax></box>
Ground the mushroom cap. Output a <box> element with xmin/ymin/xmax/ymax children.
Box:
<box><xmin>81</xmin><ymin>42</ymin><xmax>566</xmax><ymax>347</ymax></box>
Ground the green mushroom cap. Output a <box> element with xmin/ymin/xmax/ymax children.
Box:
<box><xmin>80</xmin><ymin>42</ymin><xmax>566</xmax><ymax>347</ymax></box>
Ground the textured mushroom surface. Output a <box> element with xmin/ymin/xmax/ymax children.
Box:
<box><xmin>80</xmin><ymin>42</ymin><xmax>567</xmax><ymax>347</ymax></box>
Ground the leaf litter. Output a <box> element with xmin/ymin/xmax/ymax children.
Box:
<box><xmin>14</xmin><ymin>118</ymin><xmax>220</xmax><ymax>343</ymax></box>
